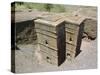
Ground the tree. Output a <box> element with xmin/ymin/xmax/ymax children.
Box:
<box><xmin>44</xmin><ymin>4</ymin><xmax>53</xmax><ymax>12</ymax></box>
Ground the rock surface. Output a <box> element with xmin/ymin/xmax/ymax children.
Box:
<box><xmin>15</xmin><ymin>39</ymin><xmax>97</xmax><ymax>73</ymax></box>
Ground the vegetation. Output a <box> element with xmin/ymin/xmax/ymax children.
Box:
<box><xmin>44</xmin><ymin>4</ymin><xmax>53</xmax><ymax>12</ymax></box>
<box><xmin>12</xmin><ymin>2</ymin><xmax>66</xmax><ymax>12</ymax></box>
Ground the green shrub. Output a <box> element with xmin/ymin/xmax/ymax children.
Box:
<box><xmin>44</xmin><ymin>4</ymin><xmax>53</xmax><ymax>12</ymax></box>
<box><xmin>51</xmin><ymin>5</ymin><xmax>66</xmax><ymax>12</ymax></box>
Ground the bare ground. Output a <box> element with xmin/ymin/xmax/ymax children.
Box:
<box><xmin>15</xmin><ymin>39</ymin><xmax>97</xmax><ymax>73</ymax></box>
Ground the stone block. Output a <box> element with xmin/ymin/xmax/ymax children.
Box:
<box><xmin>34</xmin><ymin>14</ymin><xmax>66</xmax><ymax>66</ymax></box>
